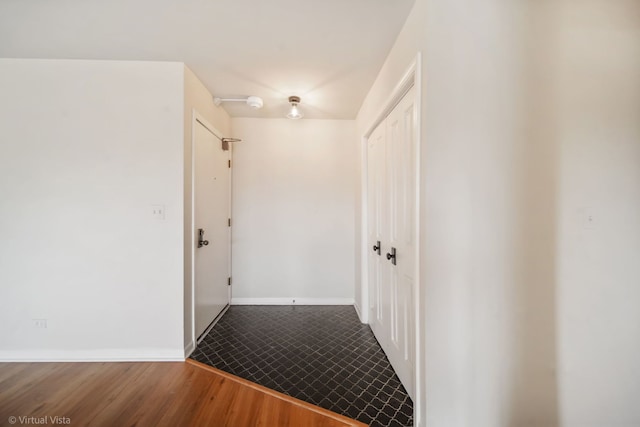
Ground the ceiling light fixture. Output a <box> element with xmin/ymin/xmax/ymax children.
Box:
<box><xmin>213</xmin><ymin>95</ymin><xmax>264</xmax><ymax>109</ymax></box>
<box><xmin>286</xmin><ymin>96</ymin><xmax>303</xmax><ymax>120</ymax></box>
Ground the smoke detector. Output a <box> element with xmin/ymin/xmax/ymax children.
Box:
<box><xmin>213</xmin><ymin>95</ymin><xmax>264</xmax><ymax>110</ymax></box>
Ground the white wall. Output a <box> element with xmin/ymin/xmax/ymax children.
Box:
<box><xmin>230</xmin><ymin>118</ymin><xmax>356</xmax><ymax>304</ymax></box>
<box><xmin>0</xmin><ymin>59</ymin><xmax>185</xmax><ymax>361</ymax></box>
<box><xmin>182</xmin><ymin>66</ymin><xmax>231</xmax><ymax>354</ymax></box>
<box><xmin>554</xmin><ymin>2</ymin><xmax>640</xmax><ymax>425</ymax></box>
<box><xmin>357</xmin><ymin>0</ymin><xmax>640</xmax><ymax>426</ymax></box>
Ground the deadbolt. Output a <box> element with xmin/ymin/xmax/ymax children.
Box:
<box><xmin>197</xmin><ymin>228</ymin><xmax>209</xmax><ymax>248</ymax></box>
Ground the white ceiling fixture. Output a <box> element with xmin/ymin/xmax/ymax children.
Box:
<box><xmin>213</xmin><ymin>95</ymin><xmax>264</xmax><ymax>109</ymax></box>
<box><xmin>286</xmin><ymin>96</ymin><xmax>303</xmax><ymax>120</ymax></box>
<box><xmin>0</xmin><ymin>0</ymin><xmax>416</xmax><ymax>119</ymax></box>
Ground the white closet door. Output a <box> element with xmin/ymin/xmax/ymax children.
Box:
<box><xmin>368</xmin><ymin>120</ymin><xmax>387</xmax><ymax>344</ymax></box>
<box><xmin>368</xmin><ymin>86</ymin><xmax>417</xmax><ymax>398</ymax></box>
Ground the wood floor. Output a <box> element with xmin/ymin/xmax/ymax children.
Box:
<box><xmin>0</xmin><ymin>359</ymin><xmax>367</xmax><ymax>427</ymax></box>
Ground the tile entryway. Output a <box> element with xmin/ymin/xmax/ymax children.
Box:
<box><xmin>190</xmin><ymin>305</ymin><xmax>413</xmax><ymax>427</ymax></box>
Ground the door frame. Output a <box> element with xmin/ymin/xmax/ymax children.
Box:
<box><xmin>360</xmin><ymin>53</ymin><xmax>422</xmax><ymax>423</ymax></box>
<box><xmin>190</xmin><ymin>110</ymin><xmax>232</xmax><ymax>347</ymax></box>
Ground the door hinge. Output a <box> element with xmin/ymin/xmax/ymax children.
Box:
<box><xmin>228</xmin><ymin>159</ymin><xmax>231</xmax><ymax>168</ymax></box>
<box><xmin>228</xmin><ymin>218</ymin><xmax>231</xmax><ymax>227</ymax></box>
<box><xmin>228</xmin><ymin>277</ymin><xmax>232</xmax><ymax>286</ymax></box>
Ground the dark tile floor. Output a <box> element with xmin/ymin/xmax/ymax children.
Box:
<box><xmin>191</xmin><ymin>305</ymin><xmax>413</xmax><ymax>427</ymax></box>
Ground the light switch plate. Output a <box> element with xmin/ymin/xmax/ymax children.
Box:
<box><xmin>578</xmin><ymin>207</ymin><xmax>595</xmax><ymax>229</ymax></box>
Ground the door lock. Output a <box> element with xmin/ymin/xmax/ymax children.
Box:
<box><xmin>197</xmin><ymin>228</ymin><xmax>209</xmax><ymax>248</ymax></box>
<box><xmin>372</xmin><ymin>241</ymin><xmax>381</xmax><ymax>255</ymax></box>
<box><xmin>386</xmin><ymin>247</ymin><xmax>396</xmax><ymax>265</ymax></box>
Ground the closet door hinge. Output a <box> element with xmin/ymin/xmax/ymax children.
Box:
<box><xmin>228</xmin><ymin>218</ymin><xmax>231</xmax><ymax>227</ymax></box>
<box><xmin>228</xmin><ymin>277</ymin><xmax>232</xmax><ymax>286</ymax></box>
<box><xmin>228</xmin><ymin>159</ymin><xmax>231</xmax><ymax>168</ymax></box>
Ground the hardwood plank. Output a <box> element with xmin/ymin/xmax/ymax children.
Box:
<box><xmin>120</xmin><ymin>363</ymin><xmax>198</xmax><ymax>426</ymax></box>
<box><xmin>186</xmin><ymin>359</ymin><xmax>368</xmax><ymax>426</ymax></box>
<box><xmin>0</xmin><ymin>361</ymin><xmax>367</xmax><ymax>427</ymax></box>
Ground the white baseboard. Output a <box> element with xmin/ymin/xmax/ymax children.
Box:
<box><xmin>0</xmin><ymin>349</ymin><xmax>185</xmax><ymax>362</ymax></box>
<box><xmin>353</xmin><ymin>302</ymin><xmax>365</xmax><ymax>323</ymax></box>
<box><xmin>184</xmin><ymin>341</ymin><xmax>196</xmax><ymax>359</ymax></box>
<box><xmin>231</xmin><ymin>297</ymin><xmax>355</xmax><ymax>306</ymax></box>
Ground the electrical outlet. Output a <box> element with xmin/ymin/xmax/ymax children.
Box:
<box><xmin>152</xmin><ymin>204</ymin><xmax>165</xmax><ymax>220</ymax></box>
<box><xmin>33</xmin><ymin>319</ymin><xmax>47</xmax><ymax>329</ymax></box>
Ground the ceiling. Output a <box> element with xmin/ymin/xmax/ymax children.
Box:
<box><xmin>0</xmin><ymin>0</ymin><xmax>415</xmax><ymax>119</ymax></box>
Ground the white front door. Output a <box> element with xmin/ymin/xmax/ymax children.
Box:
<box><xmin>194</xmin><ymin>119</ymin><xmax>230</xmax><ymax>340</ymax></box>
<box><xmin>367</xmin><ymin>86</ymin><xmax>417</xmax><ymax>398</ymax></box>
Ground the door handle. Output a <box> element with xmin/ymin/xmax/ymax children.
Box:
<box><xmin>372</xmin><ymin>241</ymin><xmax>381</xmax><ymax>255</ymax></box>
<box><xmin>386</xmin><ymin>247</ymin><xmax>396</xmax><ymax>265</ymax></box>
<box><xmin>197</xmin><ymin>228</ymin><xmax>209</xmax><ymax>248</ymax></box>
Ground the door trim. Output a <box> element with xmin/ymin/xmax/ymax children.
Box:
<box><xmin>190</xmin><ymin>110</ymin><xmax>229</xmax><ymax>348</ymax></box>
<box><xmin>360</xmin><ymin>53</ymin><xmax>422</xmax><ymax>424</ymax></box>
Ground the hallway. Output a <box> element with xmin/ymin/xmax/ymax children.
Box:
<box><xmin>2</xmin><ymin>1</ymin><xmax>639</xmax><ymax>426</ymax></box>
